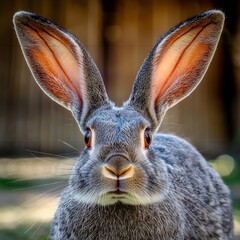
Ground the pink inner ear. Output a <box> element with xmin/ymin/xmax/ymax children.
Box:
<box><xmin>29</xmin><ymin>50</ymin><xmax>73</xmax><ymax>106</ymax></box>
<box><xmin>151</xmin><ymin>23</ymin><xmax>214</xmax><ymax>107</ymax></box>
<box><xmin>23</xmin><ymin>24</ymin><xmax>83</xmax><ymax>108</ymax></box>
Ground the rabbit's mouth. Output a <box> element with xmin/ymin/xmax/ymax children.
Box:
<box><xmin>97</xmin><ymin>190</ymin><xmax>134</xmax><ymax>205</ymax></box>
<box><xmin>107</xmin><ymin>190</ymin><xmax>129</xmax><ymax>201</ymax></box>
<box><xmin>109</xmin><ymin>189</ymin><xmax>127</xmax><ymax>195</ymax></box>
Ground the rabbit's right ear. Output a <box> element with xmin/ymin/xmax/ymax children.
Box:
<box><xmin>13</xmin><ymin>11</ymin><xmax>110</xmax><ymax>131</ymax></box>
<box><xmin>127</xmin><ymin>10</ymin><xmax>224</xmax><ymax>131</ymax></box>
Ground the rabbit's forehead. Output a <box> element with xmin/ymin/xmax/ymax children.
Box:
<box><xmin>88</xmin><ymin>109</ymin><xmax>150</xmax><ymax>133</ymax></box>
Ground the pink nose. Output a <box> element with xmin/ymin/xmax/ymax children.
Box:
<box><xmin>102</xmin><ymin>155</ymin><xmax>134</xmax><ymax>180</ymax></box>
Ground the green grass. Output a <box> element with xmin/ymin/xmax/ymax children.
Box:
<box><xmin>233</xmin><ymin>201</ymin><xmax>240</xmax><ymax>223</ymax></box>
<box><xmin>222</xmin><ymin>164</ymin><xmax>240</xmax><ymax>186</ymax></box>
<box><xmin>0</xmin><ymin>177</ymin><xmax>65</xmax><ymax>190</ymax></box>
<box><xmin>0</xmin><ymin>177</ymin><xmax>36</xmax><ymax>189</ymax></box>
<box><xmin>0</xmin><ymin>224</ymin><xmax>50</xmax><ymax>240</ymax></box>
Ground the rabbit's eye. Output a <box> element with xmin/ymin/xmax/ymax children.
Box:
<box><xmin>84</xmin><ymin>129</ymin><xmax>92</xmax><ymax>148</ymax></box>
<box><xmin>144</xmin><ymin>129</ymin><xmax>152</xmax><ymax>148</ymax></box>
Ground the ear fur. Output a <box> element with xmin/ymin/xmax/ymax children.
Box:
<box><xmin>127</xmin><ymin>10</ymin><xmax>225</xmax><ymax>131</ymax></box>
<box><xmin>13</xmin><ymin>11</ymin><xmax>109</xmax><ymax>131</ymax></box>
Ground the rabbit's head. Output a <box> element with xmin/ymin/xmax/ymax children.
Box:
<box><xmin>13</xmin><ymin>10</ymin><xmax>224</xmax><ymax>206</ymax></box>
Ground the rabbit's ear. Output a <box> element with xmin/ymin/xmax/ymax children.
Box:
<box><xmin>128</xmin><ymin>10</ymin><xmax>224</xmax><ymax>131</ymax></box>
<box><xmin>13</xmin><ymin>11</ymin><xmax>109</xmax><ymax>130</ymax></box>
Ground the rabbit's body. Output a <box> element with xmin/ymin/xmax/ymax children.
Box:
<box><xmin>13</xmin><ymin>9</ymin><xmax>233</xmax><ymax>240</ymax></box>
<box><xmin>51</xmin><ymin>133</ymin><xmax>232</xmax><ymax>240</ymax></box>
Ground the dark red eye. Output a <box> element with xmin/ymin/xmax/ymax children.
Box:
<box><xmin>144</xmin><ymin>128</ymin><xmax>152</xmax><ymax>148</ymax></box>
<box><xmin>84</xmin><ymin>129</ymin><xmax>92</xmax><ymax>148</ymax></box>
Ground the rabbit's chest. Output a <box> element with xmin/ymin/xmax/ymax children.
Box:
<box><xmin>52</xmin><ymin>202</ymin><xmax>185</xmax><ymax>240</ymax></box>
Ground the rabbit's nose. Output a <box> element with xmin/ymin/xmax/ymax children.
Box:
<box><xmin>102</xmin><ymin>155</ymin><xmax>134</xmax><ymax>180</ymax></box>
<box><xmin>102</xmin><ymin>164</ymin><xmax>134</xmax><ymax>180</ymax></box>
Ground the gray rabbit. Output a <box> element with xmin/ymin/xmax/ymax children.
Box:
<box><xmin>13</xmin><ymin>9</ymin><xmax>233</xmax><ymax>240</ymax></box>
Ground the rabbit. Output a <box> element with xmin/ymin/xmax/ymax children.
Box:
<box><xmin>13</xmin><ymin>9</ymin><xmax>233</xmax><ymax>240</ymax></box>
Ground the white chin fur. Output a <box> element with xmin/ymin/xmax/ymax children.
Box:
<box><xmin>73</xmin><ymin>191</ymin><xmax>166</xmax><ymax>206</ymax></box>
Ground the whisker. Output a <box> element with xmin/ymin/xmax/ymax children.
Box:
<box><xmin>29</xmin><ymin>152</ymin><xmax>75</xmax><ymax>165</ymax></box>
<box><xmin>58</xmin><ymin>139</ymin><xmax>80</xmax><ymax>153</ymax></box>
<box><xmin>15</xmin><ymin>186</ymin><xmax>65</xmax><ymax>211</ymax></box>
<box><xmin>15</xmin><ymin>186</ymin><xmax>63</xmax><ymax>231</ymax></box>
<box><xmin>25</xmin><ymin>149</ymin><xmax>70</xmax><ymax>159</ymax></box>
<box><xmin>9</xmin><ymin>176</ymin><xmax>64</xmax><ymax>183</ymax></box>
<box><xmin>8</xmin><ymin>170</ymin><xmax>72</xmax><ymax>182</ymax></box>
<box><xmin>29</xmin><ymin>222</ymin><xmax>42</xmax><ymax>239</ymax></box>
<box><xmin>21</xmin><ymin>191</ymin><xmax>61</xmax><ymax>239</ymax></box>
<box><xmin>12</xmin><ymin>181</ymin><xmax>64</xmax><ymax>191</ymax></box>
<box><xmin>24</xmin><ymin>221</ymin><xmax>38</xmax><ymax>234</ymax></box>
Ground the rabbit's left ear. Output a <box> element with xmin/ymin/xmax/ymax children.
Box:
<box><xmin>13</xmin><ymin>11</ymin><xmax>110</xmax><ymax>131</ymax></box>
<box><xmin>127</xmin><ymin>10</ymin><xmax>224</xmax><ymax>131</ymax></box>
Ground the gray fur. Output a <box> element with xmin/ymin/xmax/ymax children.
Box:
<box><xmin>13</xmin><ymin>10</ymin><xmax>233</xmax><ymax>240</ymax></box>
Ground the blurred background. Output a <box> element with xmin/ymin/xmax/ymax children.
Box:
<box><xmin>0</xmin><ymin>0</ymin><xmax>240</xmax><ymax>239</ymax></box>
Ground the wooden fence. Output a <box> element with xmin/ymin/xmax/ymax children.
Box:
<box><xmin>0</xmin><ymin>0</ymin><xmax>239</xmax><ymax>156</ymax></box>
